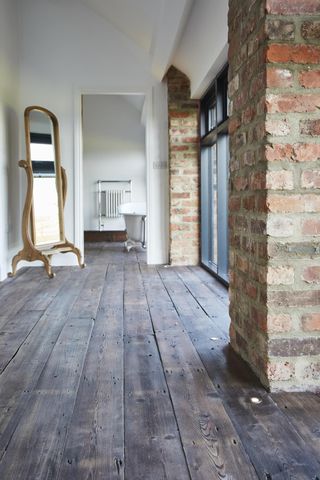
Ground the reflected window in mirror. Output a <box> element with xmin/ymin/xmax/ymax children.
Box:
<box><xmin>29</xmin><ymin>110</ymin><xmax>62</xmax><ymax>246</ymax></box>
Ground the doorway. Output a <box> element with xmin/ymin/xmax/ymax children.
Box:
<box><xmin>81</xmin><ymin>94</ymin><xmax>147</xmax><ymax>251</ymax></box>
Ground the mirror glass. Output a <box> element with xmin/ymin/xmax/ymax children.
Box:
<box><xmin>28</xmin><ymin>109</ymin><xmax>64</xmax><ymax>246</ymax></box>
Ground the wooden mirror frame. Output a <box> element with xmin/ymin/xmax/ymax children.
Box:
<box><xmin>25</xmin><ymin>106</ymin><xmax>65</xmax><ymax>247</ymax></box>
<box><xmin>9</xmin><ymin>105</ymin><xmax>85</xmax><ymax>278</ymax></box>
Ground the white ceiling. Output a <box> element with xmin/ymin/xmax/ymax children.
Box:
<box><xmin>78</xmin><ymin>0</ymin><xmax>194</xmax><ymax>80</ymax></box>
<box><xmin>80</xmin><ymin>0</ymin><xmax>164</xmax><ymax>54</ymax></box>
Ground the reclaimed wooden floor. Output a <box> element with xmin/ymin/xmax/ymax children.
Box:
<box><xmin>0</xmin><ymin>243</ymin><xmax>319</xmax><ymax>480</ymax></box>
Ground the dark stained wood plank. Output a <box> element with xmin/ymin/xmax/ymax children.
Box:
<box><xmin>20</xmin><ymin>267</ymin><xmax>68</xmax><ymax>311</ymax></box>
<box><xmin>158</xmin><ymin>266</ymin><xmax>227</xmax><ymax>338</ymax></box>
<box><xmin>159</xmin><ymin>266</ymin><xmax>320</xmax><ymax>480</ymax></box>
<box><xmin>0</xmin><ymin>244</ymin><xmax>318</xmax><ymax>480</ymax></box>
<box><xmin>271</xmin><ymin>392</ymin><xmax>320</xmax><ymax>461</ymax></box>
<box><xmin>0</xmin><ymin>268</ymin><xmax>90</xmax><ymax>458</ymax></box>
<box><xmin>58</xmin><ymin>264</ymin><xmax>125</xmax><ymax>480</ymax></box>
<box><xmin>0</xmin><ymin>310</ymin><xmax>44</xmax><ymax>373</ymax></box>
<box><xmin>124</xmin><ymin>263</ymin><xmax>154</xmax><ymax>336</ymax></box>
<box><xmin>176</xmin><ymin>266</ymin><xmax>230</xmax><ymax>335</ymax></box>
<box><xmin>84</xmin><ymin>230</ymin><xmax>127</xmax><ymax>242</ymax></box>
<box><xmin>190</xmin><ymin>266</ymin><xmax>229</xmax><ymax>307</ymax></box>
<box><xmin>141</xmin><ymin>266</ymin><xmax>258</xmax><ymax>479</ymax></box>
<box><xmin>68</xmin><ymin>264</ymin><xmax>107</xmax><ymax>319</ymax></box>
<box><xmin>0</xmin><ymin>317</ymin><xmax>94</xmax><ymax>480</ymax></box>
<box><xmin>124</xmin><ymin>265</ymin><xmax>191</xmax><ymax>480</ymax></box>
<box><xmin>0</xmin><ymin>267</ymin><xmax>45</xmax><ymax>324</ymax></box>
<box><xmin>139</xmin><ymin>265</ymin><xmax>186</xmax><ymax>334</ymax></box>
<box><xmin>124</xmin><ymin>334</ymin><xmax>191</xmax><ymax>480</ymax></box>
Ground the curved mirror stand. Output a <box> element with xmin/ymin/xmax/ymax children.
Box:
<box><xmin>9</xmin><ymin>106</ymin><xmax>85</xmax><ymax>278</ymax></box>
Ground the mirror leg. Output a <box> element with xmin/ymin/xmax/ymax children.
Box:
<box><xmin>42</xmin><ymin>255</ymin><xmax>55</xmax><ymax>279</ymax></box>
<box><xmin>8</xmin><ymin>251</ymin><xmax>23</xmax><ymax>277</ymax></box>
<box><xmin>73</xmin><ymin>246</ymin><xmax>86</xmax><ymax>269</ymax></box>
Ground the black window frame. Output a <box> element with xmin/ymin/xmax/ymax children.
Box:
<box><xmin>200</xmin><ymin>64</ymin><xmax>229</xmax><ymax>286</ymax></box>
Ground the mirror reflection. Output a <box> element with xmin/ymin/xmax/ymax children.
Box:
<box><xmin>29</xmin><ymin>110</ymin><xmax>62</xmax><ymax>246</ymax></box>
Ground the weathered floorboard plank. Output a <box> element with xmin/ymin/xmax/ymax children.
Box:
<box><xmin>0</xmin><ymin>268</ymin><xmax>90</xmax><ymax>458</ymax></box>
<box><xmin>159</xmin><ymin>266</ymin><xmax>320</xmax><ymax>480</ymax></box>
<box><xmin>141</xmin><ymin>265</ymin><xmax>258</xmax><ymax>479</ymax></box>
<box><xmin>0</xmin><ymin>317</ymin><xmax>94</xmax><ymax>480</ymax></box>
<box><xmin>58</xmin><ymin>264</ymin><xmax>125</xmax><ymax>480</ymax></box>
<box><xmin>124</xmin><ymin>265</ymin><xmax>191</xmax><ymax>480</ymax></box>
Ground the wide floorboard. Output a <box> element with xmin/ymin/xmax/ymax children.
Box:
<box><xmin>0</xmin><ymin>243</ymin><xmax>319</xmax><ymax>479</ymax></box>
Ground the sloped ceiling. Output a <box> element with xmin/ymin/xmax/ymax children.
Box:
<box><xmin>80</xmin><ymin>0</ymin><xmax>163</xmax><ymax>54</ymax></box>
<box><xmin>79</xmin><ymin>0</ymin><xmax>194</xmax><ymax>80</ymax></box>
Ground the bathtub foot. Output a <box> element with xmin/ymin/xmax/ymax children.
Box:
<box><xmin>125</xmin><ymin>239</ymin><xmax>144</xmax><ymax>252</ymax></box>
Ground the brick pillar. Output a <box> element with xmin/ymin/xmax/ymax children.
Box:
<box><xmin>228</xmin><ymin>0</ymin><xmax>320</xmax><ymax>391</ymax></box>
<box><xmin>166</xmin><ymin>66</ymin><xmax>200</xmax><ymax>265</ymax></box>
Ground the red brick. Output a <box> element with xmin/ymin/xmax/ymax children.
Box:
<box><xmin>301</xmin><ymin>313</ymin><xmax>320</xmax><ymax>331</ymax></box>
<box><xmin>234</xmin><ymin>176</ymin><xmax>249</xmax><ymax>191</ymax></box>
<box><xmin>265</xmin><ymin>144</ymin><xmax>294</xmax><ymax>162</ymax></box>
<box><xmin>302</xmin><ymin>266</ymin><xmax>320</xmax><ymax>283</ymax></box>
<box><xmin>299</xmin><ymin>70</ymin><xmax>320</xmax><ymax>88</ymax></box>
<box><xmin>266</xmin><ymin>68</ymin><xmax>293</xmax><ymax>88</ymax></box>
<box><xmin>170</xmin><ymin>145</ymin><xmax>189</xmax><ymax>152</ymax></box>
<box><xmin>236</xmin><ymin>254</ymin><xmax>249</xmax><ymax>273</ymax></box>
<box><xmin>242</xmin><ymin>106</ymin><xmax>256</xmax><ymax>125</ymax></box>
<box><xmin>302</xmin><ymin>219</ymin><xmax>320</xmax><ymax>235</ymax></box>
<box><xmin>169</xmin><ymin>111</ymin><xmax>190</xmax><ymax>118</ymax></box>
<box><xmin>182</xmin><ymin>216</ymin><xmax>198</xmax><ymax>222</ymax></box>
<box><xmin>250</xmin><ymin>171</ymin><xmax>266</xmax><ymax>190</ymax></box>
<box><xmin>243</xmin><ymin>195</ymin><xmax>256</xmax><ymax>211</ymax></box>
<box><xmin>246</xmin><ymin>282</ymin><xmax>258</xmax><ymax>300</ymax></box>
<box><xmin>229</xmin><ymin>195</ymin><xmax>241</xmax><ymax>211</ymax></box>
<box><xmin>267</xmin><ymin>44</ymin><xmax>320</xmax><ymax>64</ymax></box>
<box><xmin>300</xmin><ymin>119</ymin><xmax>320</xmax><ymax>136</ymax></box>
<box><xmin>293</xmin><ymin>143</ymin><xmax>320</xmax><ymax>162</ymax></box>
<box><xmin>229</xmin><ymin>116</ymin><xmax>241</xmax><ymax>134</ymax></box>
<box><xmin>266</xmin><ymin>94</ymin><xmax>320</xmax><ymax>113</ymax></box>
<box><xmin>265</xmin><ymin>119</ymin><xmax>290</xmax><ymax>136</ymax></box>
<box><xmin>266</xmin><ymin>0</ymin><xmax>320</xmax><ymax>15</ymax></box>
<box><xmin>301</xmin><ymin>170</ymin><xmax>320</xmax><ymax>188</ymax></box>
<box><xmin>267</xmin><ymin>194</ymin><xmax>301</xmax><ymax>212</ymax></box>
<box><xmin>171</xmin><ymin>192</ymin><xmax>190</xmax><ymax>199</ymax></box>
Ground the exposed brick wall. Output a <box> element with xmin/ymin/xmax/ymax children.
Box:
<box><xmin>228</xmin><ymin>0</ymin><xmax>320</xmax><ymax>391</ymax></box>
<box><xmin>166</xmin><ymin>66</ymin><xmax>200</xmax><ymax>265</ymax></box>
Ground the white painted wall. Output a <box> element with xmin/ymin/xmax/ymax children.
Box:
<box><xmin>82</xmin><ymin>94</ymin><xmax>146</xmax><ymax>232</ymax></box>
<box><xmin>0</xmin><ymin>0</ymin><xmax>20</xmax><ymax>280</ymax></box>
<box><xmin>146</xmin><ymin>82</ymin><xmax>169</xmax><ymax>265</ymax></box>
<box><xmin>1</xmin><ymin>0</ymin><xmax>229</xmax><ymax>273</ymax></box>
<box><xmin>17</xmin><ymin>0</ymin><xmax>153</xmax><ymax>264</ymax></box>
<box><xmin>173</xmin><ymin>0</ymin><xmax>228</xmax><ymax>98</ymax></box>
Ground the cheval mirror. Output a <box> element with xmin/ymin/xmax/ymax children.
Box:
<box><xmin>10</xmin><ymin>106</ymin><xmax>85</xmax><ymax>278</ymax></box>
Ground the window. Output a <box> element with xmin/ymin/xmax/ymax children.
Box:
<box><xmin>200</xmin><ymin>65</ymin><xmax>229</xmax><ymax>284</ymax></box>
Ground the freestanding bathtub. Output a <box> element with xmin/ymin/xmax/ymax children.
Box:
<box><xmin>118</xmin><ymin>202</ymin><xmax>147</xmax><ymax>252</ymax></box>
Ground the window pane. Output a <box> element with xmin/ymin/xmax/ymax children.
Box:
<box><xmin>211</xmin><ymin>144</ymin><xmax>218</xmax><ymax>266</ymax></box>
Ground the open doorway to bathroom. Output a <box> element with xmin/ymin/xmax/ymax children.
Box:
<box><xmin>82</xmin><ymin>94</ymin><xmax>147</xmax><ymax>256</ymax></box>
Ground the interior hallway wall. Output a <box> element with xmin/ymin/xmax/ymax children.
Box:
<box><xmin>82</xmin><ymin>95</ymin><xmax>146</xmax><ymax>232</ymax></box>
<box><xmin>0</xmin><ymin>0</ymin><xmax>20</xmax><ymax>280</ymax></box>
<box><xmin>17</xmin><ymin>0</ymin><xmax>153</xmax><ymax>264</ymax></box>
